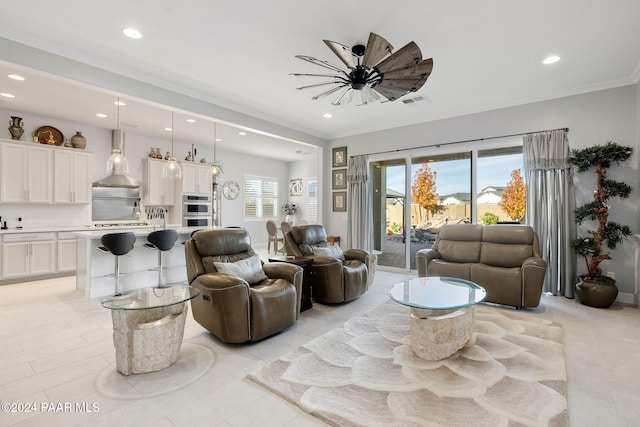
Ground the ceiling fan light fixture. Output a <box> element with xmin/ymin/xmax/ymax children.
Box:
<box><xmin>292</xmin><ymin>32</ymin><xmax>433</xmax><ymax>106</ymax></box>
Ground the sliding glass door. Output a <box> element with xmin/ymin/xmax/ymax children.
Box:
<box><xmin>371</xmin><ymin>159</ymin><xmax>407</xmax><ymax>270</ymax></box>
<box><xmin>370</xmin><ymin>140</ymin><xmax>523</xmax><ymax>271</ymax></box>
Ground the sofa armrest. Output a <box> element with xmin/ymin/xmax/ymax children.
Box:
<box><xmin>343</xmin><ymin>248</ymin><xmax>369</xmax><ymax>265</ymax></box>
<box><xmin>416</xmin><ymin>248</ymin><xmax>441</xmax><ymax>277</ymax></box>
<box><xmin>521</xmin><ymin>257</ymin><xmax>548</xmax><ymax>307</ymax></box>
<box><xmin>263</xmin><ymin>263</ymin><xmax>304</xmax><ymax>318</ymax></box>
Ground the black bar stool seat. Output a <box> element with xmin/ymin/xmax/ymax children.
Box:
<box><xmin>98</xmin><ymin>232</ymin><xmax>136</xmax><ymax>295</ymax></box>
<box><xmin>144</xmin><ymin>229</ymin><xmax>179</xmax><ymax>285</ymax></box>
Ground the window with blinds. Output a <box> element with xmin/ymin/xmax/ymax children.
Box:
<box><xmin>244</xmin><ymin>176</ymin><xmax>278</xmax><ymax>218</ymax></box>
<box><xmin>307</xmin><ymin>180</ymin><xmax>318</xmax><ymax>223</ymax></box>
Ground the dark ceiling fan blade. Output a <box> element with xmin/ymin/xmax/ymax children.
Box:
<box><xmin>296</xmin><ymin>81</ymin><xmax>347</xmax><ymax>90</ymax></box>
<box><xmin>312</xmin><ymin>84</ymin><xmax>348</xmax><ymax>100</ymax></box>
<box><xmin>373</xmin><ymin>85</ymin><xmax>409</xmax><ymax>101</ymax></box>
<box><xmin>362</xmin><ymin>33</ymin><xmax>393</xmax><ymax>68</ymax></box>
<box><xmin>323</xmin><ymin>40</ymin><xmax>356</xmax><ymax>69</ymax></box>
<box><xmin>295</xmin><ymin>55</ymin><xmax>346</xmax><ymax>73</ymax></box>
<box><xmin>380</xmin><ymin>58</ymin><xmax>433</xmax><ymax>91</ymax></box>
<box><xmin>374</xmin><ymin>41</ymin><xmax>422</xmax><ymax>74</ymax></box>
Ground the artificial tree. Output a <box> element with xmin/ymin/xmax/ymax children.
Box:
<box><xmin>568</xmin><ymin>141</ymin><xmax>633</xmax><ymax>307</ymax></box>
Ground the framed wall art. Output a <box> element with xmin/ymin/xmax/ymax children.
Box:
<box><xmin>332</xmin><ymin>191</ymin><xmax>347</xmax><ymax>212</ymax></box>
<box><xmin>332</xmin><ymin>146</ymin><xmax>347</xmax><ymax>168</ymax></box>
<box><xmin>289</xmin><ymin>178</ymin><xmax>304</xmax><ymax>196</ymax></box>
<box><xmin>332</xmin><ymin>169</ymin><xmax>347</xmax><ymax>190</ymax></box>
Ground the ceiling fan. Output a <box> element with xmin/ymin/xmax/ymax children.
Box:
<box><xmin>291</xmin><ymin>32</ymin><xmax>433</xmax><ymax>106</ymax></box>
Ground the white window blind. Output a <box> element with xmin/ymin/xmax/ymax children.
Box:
<box><xmin>244</xmin><ymin>176</ymin><xmax>278</xmax><ymax>218</ymax></box>
<box><xmin>307</xmin><ymin>180</ymin><xmax>318</xmax><ymax>223</ymax></box>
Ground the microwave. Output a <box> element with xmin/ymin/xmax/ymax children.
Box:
<box><xmin>183</xmin><ymin>216</ymin><xmax>210</xmax><ymax>227</ymax></box>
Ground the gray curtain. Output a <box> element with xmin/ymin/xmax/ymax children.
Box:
<box><xmin>347</xmin><ymin>155</ymin><xmax>373</xmax><ymax>251</ymax></box>
<box><xmin>523</xmin><ymin>129</ymin><xmax>575</xmax><ymax>297</ymax></box>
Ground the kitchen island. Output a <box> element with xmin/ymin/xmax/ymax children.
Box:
<box><xmin>74</xmin><ymin>226</ymin><xmax>207</xmax><ymax>298</ymax></box>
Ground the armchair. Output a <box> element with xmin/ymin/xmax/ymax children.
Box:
<box><xmin>185</xmin><ymin>228</ymin><xmax>303</xmax><ymax>343</ymax></box>
<box><xmin>284</xmin><ymin>224</ymin><xmax>369</xmax><ymax>304</ymax></box>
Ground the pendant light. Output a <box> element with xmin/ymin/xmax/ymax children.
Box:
<box><xmin>208</xmin><ymin>122</ymin><xmax>223</xmax><ymax>181</ymax></box>
<box><xmin>162</xmin><ymin>111</ymin><xmax>182</xmax><ymax>179</ymax></box>
<box><xmin>106</xmin><ymin>97</ymin><xmax>130</xmax><ymax>175</ymax></box>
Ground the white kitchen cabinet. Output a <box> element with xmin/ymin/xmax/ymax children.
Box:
<box><xmin>181</xmin><ymin>162</ymin><xmax>211</xmax><ymax>195</ymax></box>
<box><xmin>53</xmin><ymin>150</ymin><xmax>92</xmax><ymax>204</ymax></box>
<box><xmin>144</xmin><ymin>158</ymin><xmax>175</xmax><ymax>205</ymax></box>
<box><xmin>1</xmin><ymin>232</ymin><xmax>56</xmax><ymax>278</ymax></box>
<box><xmin>0</xmin><ymin>142</ymin><xmax>52</xmax><ymax>203</ymax></box>
<box><xmin>57</xmin><ymin>231</ymin><xmax>77</xmax><ymax>272</ymax></box>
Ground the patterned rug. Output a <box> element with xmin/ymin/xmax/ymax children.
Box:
<box><xmin>247</xmin><ymin>301</ymin><xmax>568</xmax><ymax>426</ymax></box>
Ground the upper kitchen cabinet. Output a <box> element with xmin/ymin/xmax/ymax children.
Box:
<box><xmin>181</xmin><ymin>162</ymin><xmax>211</xmax><ymax>195</ymax></box>
<box><xmin>53</xmin><ymin>150</ymin><xmax>92</xmax><ymax>204</ymax></box>
<box><xmin>0</xmin><ymin>141</ymin><xmax>52</xmax><ymax>203</ymax></box>
<box><xmin>144</xmin><ymin>158</ymin><xmax>175</xmax><ymax>206</ymax></box>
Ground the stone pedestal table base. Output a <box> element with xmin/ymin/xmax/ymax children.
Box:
<box><xmin>409</xmin><ymin>306</ymin><xmax>475</xmax><ymax>361</ymax></box>
<box><xmin>110</xmin><ymin>303</ymin><xmax>188</xmax><ymax>375</ymax></box>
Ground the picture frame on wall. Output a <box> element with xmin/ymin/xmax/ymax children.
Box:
<box><xmin>289</xmin><ymin>178</ymin><xmax>304</xmax><ymax>196</ymax></box>
<box><xmin>332</xmin><ymin>169</ymin><xmax>347</xmax><ymax>190</ymax></box>
<box><xmin>332</xmin><ymin>146</ymin><xmax>347</xmax><ymax>168</ymax></box>
<box><xmin>333</xmin><ymin>191</ymin><xmax>347</xmax><ymax>212</ymax></box>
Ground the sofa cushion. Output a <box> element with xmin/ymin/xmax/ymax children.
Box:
<box><xmin>436</xmin><ymin>240</ymin><xmax>482</xmax><ymax>263</ymax></box>
<box><xmin>312</xmin><ymin>244</ymin><xmax>345</xmax><ymax>260</ymax></box>
<box><xmin>480</xmin><ymin>242</ymin><xmax>533</xmax><ymax>268</ymax></box>
<box><xmin>427</xmin><ymin>260</ymin><xmax>473</xmax><ymax>280</ymax></box>
<box><xmin>471</xmin><ymin>263</ymin><xmax>522</xmax><ymax>307</ymax></box>
<box><xmin>213</xmin><ymin>254</ymin><xmax>268</xmax><ymax>285</ymax></box>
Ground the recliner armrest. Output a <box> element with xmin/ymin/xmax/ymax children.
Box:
<box><xmin>192</xmin><ymin>272</ymin><xmax>249</xmax><ymax>290</ymax></box>
<box><xmin>522</xmin><ymin>256</ymin><xmax>547</xmax><ymax>270</ymax></box>
<box><xmin>343</xmin><ymin>248</ymin><xmax>369</xmax><ymax>264</ymax></box>
<box><xmin>263</xmin><ymin>263</ymin><xmax>302</xmax><ymax>283</ymax></box>
<box><xmin>416</xmin><ymin>248</ymin><xmax>441</xmax><ymax>277</ymax></box>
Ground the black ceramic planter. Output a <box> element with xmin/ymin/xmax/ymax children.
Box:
<box><xmin>575</xmin><ymin>276</ymin><xmax>618</xmax><ymax>308</ymax></box>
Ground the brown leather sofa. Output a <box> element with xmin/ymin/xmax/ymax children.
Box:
<box><xmin>185</xmin><ymin>228</ymin><xmax>303</xmax><ymax>343</ymax></box>
<box><xmin>284</xmin><ymin>225</ymin><xmax>369</xmax><ymax>304</ymax></box>
<box><xmin>416</xmin><ymin>224</ymin><xmax>547</xmax><ymax>308</ymax></box>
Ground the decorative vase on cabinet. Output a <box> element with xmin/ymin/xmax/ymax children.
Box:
<box><xmin>70</xmin><ymin>132</ymin><xmax>86</xmax><ymax>149</ymax></box>
<box><xmin>8</xmin><ymin>116</ymin><xmax>24</xmax><ymax>140</ymax></box>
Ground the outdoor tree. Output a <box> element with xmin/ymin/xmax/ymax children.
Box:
<box><xmin>499</xmin><ymin>169</ymin><xmax>527</xmax><ymax>221</ymax></box>
<box><xmin>412</xmin><ymin>163</ymin><xmax>440</xmax><ymax>222</ymax></box>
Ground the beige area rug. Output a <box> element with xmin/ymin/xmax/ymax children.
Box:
<box><xmin>247</xmin><ymin>301</ymin><xmax>568</xmax><ymax>427</ymax></box>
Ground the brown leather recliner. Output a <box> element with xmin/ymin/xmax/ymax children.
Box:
<box><xmin>284</xmin><ymin>224</ymin><xmax>369</xmax><ymax>304</ymax></box>
<box><xmin>185</xmin><ymin>228</ymin><xmax>303</xmax><ymax>343</ymax></box>
<box><xmin>416</xmin><ymin>224</ymin><xmax>547</xmax><ymax>308</ymax></box>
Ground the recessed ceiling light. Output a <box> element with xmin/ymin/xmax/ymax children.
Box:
<box><xmin>8</xmin><ymin>74</ymin><xmax>24</xmax><ymax>81</ymax></box>
<box><xmin>323</xmin><ymin>113</ymin><xmax>333</xmax><ymax>119</ymax></box>
<box><xmin>164</xmin><ymin>127</ymin><xmax>172</xmax><ymax>132</ymax></box>
<box><xmin>1</xmin><ymin>93</ymin><xmax>15</xmax><ymax>98</ymax></box>
<box><xmin>215</xmin><ymin>138</ymin><xmax>222</xmax><ymax>142</ymax></box>
<box><xmin>113</xmin><ymin>100</ymin><xmax>126</xmax><ymax>106</ymax></box>
<box><xmin>186</xmin><ymin>118</ymin><xmax>196</xmax><ymax>123</ymax></box>
<box><xmin>96</xmin><ymin>113</ymin><xmax>107</xmax><ymax>118</ymax></box>
<box><xmin>123</xmin><ymin>28</ymin><xmax>142</xmax><ymax>39</ymax></box>
<box><xmin>543</xmin><ymin>55</ymin><xmax>560</xmax><ymax>65</ymax></box>
<box><xmin>238</xmin><ymin>132</ymin><xmax>247</xmax><ymax>136</ymax></box>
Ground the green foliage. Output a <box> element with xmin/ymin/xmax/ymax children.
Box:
<box><xmin>481</xmin><ymin>212</ymin><xmax>499</xmax><ymax>225</ymax></box>
<box><xmin>574</xmin><ymin>201</ymin><xmax>607</xmax><ymax>223</ymax></box>
<box><xmin>569</xmin><ymin>141</ymin><xmax>633</xmax><ymax>172</ymax></box>
<box><xmin>571</xmin><ymin>237</ymin><xmax>596</xmax><ymax>257</ymax></box>
<box><xmin>602</xmin><ymin>222</ymin><xmax>632</xmax><ymax>249</ymax></box>
<box><xmin>390</xmin><ymin>222</ymin><xmax>403</xmax><ymax>233</ymax></box>
<box><xmin>601</xmin><ymin>179</ymin><xmax>632</xmax><ymax>199</ymax></box>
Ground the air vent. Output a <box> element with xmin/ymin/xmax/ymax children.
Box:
<box><xmin>402</xmin><ymin>95</ymin><xmax>431</xmax><ymax>105</ymax></box>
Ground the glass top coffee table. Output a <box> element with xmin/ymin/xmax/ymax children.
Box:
<box><xmin>101</xmin><ymin>284</ymin><xmax>200</xmax><ymax>375</ymax></box>
<box><xmin>389</xmin><ymin>276</ymin><xmax>486</xmax><ymax>361</ymax></box>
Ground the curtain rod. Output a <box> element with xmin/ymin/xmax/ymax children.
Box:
<box><xmin>350</xmin><ymin>127</ymin><xmax>569</xmax><ymax>158</ymax></box>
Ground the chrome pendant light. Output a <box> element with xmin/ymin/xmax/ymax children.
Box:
<box><xmin>208</xmin><ymin>122</ymin><xmax>223</xmax><ymax>181</ymax></box>
<box><xmin>105</xmin><ymin>97</ymin><xmax>130</xmax><ymax>174</ymax></box>
<box><xmin>162</xmin><ymin>111</ymin><xmax>182</xmax><ymax>179</ymax></box>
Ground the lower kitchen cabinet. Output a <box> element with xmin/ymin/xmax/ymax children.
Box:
<box><xmin>2</xmin><ymin>233</ymin><xmax>56</xmax><ymax>279</ymax></box>
<box><xmin>57</xmin><ymin>232</ymin><xmax>77</xmax><ymax>272</ymax></box>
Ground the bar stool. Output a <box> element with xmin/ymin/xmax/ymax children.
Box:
<box><xmin>98</xmin><ymin>232</ymin><xmax>136</xmax><ymax>295</ymax></box>
<box><xmin>144</xmin><ymin>229</ymin><xmax>179</xmax><ymax>286</ymax></box>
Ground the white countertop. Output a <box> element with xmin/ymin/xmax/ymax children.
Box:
<box><xmin>72</xmin><ymin>226</ymin><xmax>211</xmax><ymax>239</ymax></box>
<box><xmin>0</xmin><ymin>224</ymin><xmax>185</xmax><ymax>235</ymax></box>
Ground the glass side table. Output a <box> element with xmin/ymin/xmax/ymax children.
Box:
<box><xmin>101</xmin><ymin>284</ymin><xmax>200</xmax><ymax>375</ymax></box>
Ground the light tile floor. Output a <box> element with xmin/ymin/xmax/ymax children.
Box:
<box><xmin>0</xmin><ymin>252</ymin><xmax>639</xmax><ymax>426</ymax></box>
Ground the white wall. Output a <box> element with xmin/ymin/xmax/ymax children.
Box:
<box><xmin>328</xmin><ymin>85</ymin><xmax>639</xmax><ymax>295</ymax></box>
